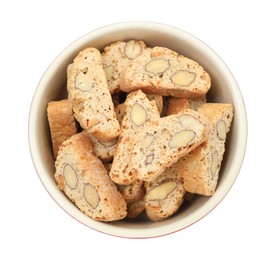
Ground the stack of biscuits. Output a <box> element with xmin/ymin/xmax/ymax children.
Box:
<box><xmin>47</xmin><ymin>40</ymin><xmax>233</xmax><ymax>222</ymax></box>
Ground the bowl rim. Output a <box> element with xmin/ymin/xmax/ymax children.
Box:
<box><xmin>28</xmin><ymin>21</ymin><xmax>248</xmax><ymax>238</ymax></box>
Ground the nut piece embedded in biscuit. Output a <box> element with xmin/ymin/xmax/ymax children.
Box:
<box><xmin>169</xmin><ymin>130</ymin><xmax>196</xmax><ymax>148</ymax></box>
<box><xmin>130</xmin><ymin>103</ymin><xmax>147</xmax><ymax>126</ymax></box>
<box><xmin>124</xmin><ymin>41</ymin><xmax>143</xmax><ymax>60</ymax></box>
<box><xmin>63</xmin><ymin>164</ymin><xmax>78</xmax><ymax>189</ymax></box>
<box><xmin>179</xmin><ymin>114</ymin><xmax>202</xmax><ymax>129</ymax></box>
<box><xmin>143</xmin><ymin>134</ymin><xmax>154</xmax><ymax>148</ymax></box>
<box><xmin>145</xmin><ymin>153</ymin><xmax>154</xmax><ymax>165</ymax></box>
<box><xmin>75</xmin><ymin>69</ymin><xmax>93</xmax><ymax>91</ymax></box>
<box><xmin>83</xmin><ymin>184</ymin><xmax>100</xmax><ymax>209</ymax></box>
<box><xmin>99</xmin><ymin>137</ymin><xmax>118</xmax><ymax>147</ymax></box>
<box><xmin>145</xmin><ymin>58</ymin><xmax>170</xmax><ymax>74</ymax></box>
<box><xmin>103</xmin><ymin>65</ymin><xmax>114</xmax><ymax>81</ymax></box>
<box><xmin>211</xmin><ymin>151</ymin><xmax>219</xmax><ymax>177</ymax></box>
<box><xmin>146</xmin><ymin>181</ymin><xmax>177</xmax><ymax>201</ymax></box>
<box><xmin>171</xmin><ymin>70</ymin><xmax>196</xmax><ymax>86</ymax></box>
<box><xmin>216</xmin><ymin>119</ymin><xmax>227</xmax><ymax>140</ymax></box>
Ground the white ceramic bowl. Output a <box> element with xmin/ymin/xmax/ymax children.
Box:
<box><xmin>28</xmin><ymin>21</ymin><xmax>247</xmax><ymax>238</ymax></box>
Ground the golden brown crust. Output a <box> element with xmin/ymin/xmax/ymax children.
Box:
<box><xmin>167</xmin><ymin>96</ymin><xmax>206</xmax><ymax>115</ymax></box>
<box><xmin>47</xmin><ymin>99</ymin><xmax>78</xmax><ymax>158</ymax></box>
<box><xmin>179</xmin><ymin>103</ymin><xmax>234</xmax><ymax>195</ymax></box>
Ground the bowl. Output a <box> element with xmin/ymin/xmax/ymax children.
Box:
<box><xmin>28</xmin><ymin>21</ymin><xmax>247</xmax><ymax>238</ymax></box>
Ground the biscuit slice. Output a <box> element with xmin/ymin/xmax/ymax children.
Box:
<box><xmin>67</xmin><ymin>47</ymin><xmax>120</xmax><ymax>141</ymax></box>
<box><xmin>109</xmin><ymin>90</ymin><xmax>160</xmax><ymax>185</ymax></box>
<box><xmin>162</xmin><ymin>96</ymin><xmax>202</xmax><ymax>205</ymax></box>
<box><xmin>102</xmin><ymin>40</ymin><xmax>147</xmax><ymax>94</ymax></box>
<box><xmin>120</xmin><ymin>46</ymin><xmax>211</xmax><ymax>98</ymax></box>
<box><xmin>179</xmin><ymin>103</ymin><xmax>234</xmax><ymax>196</ymax></box>
<box><xmin>54</xmin><ymin>132</ymin><xmax>127</xmax><ymax>221</ymax></box>
<box><xmin>167</xmin><ymin>96</ymin><xmax>206</xmax><ymax>115</ymax></box>
<box><xmin>144</xmin><ymin>161</ymin><xmax>185</xmax><ymax>221</ymax></box>
<box><xmin>47</xmin><ymin>99</ymin><xmax>78</xmax><ymax>158</ymax></box>
<box><xmin>129</xmin><ymin>109</ymin><xmax>212</xmax><ymax>182</ymax></box>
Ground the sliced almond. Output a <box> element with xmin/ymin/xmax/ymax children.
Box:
<box><xmin>63</xmin><ymin>164</ymin><xmax>78</xmax><ymax>189</ymax></box>
<box><xmin>171</xmin><ymin>70</ymin><xmax>196</xmax><ymax>86</ymax></box>
<box><xmin>83</xmin><ymin>184</ymin><xmax>100</xmax><ymax>209</ymax></box>
<box><xmin>216</xmin><ymin>119</ymin><xmax>227</xmax><ymax>140</ymax></box>
<box><xmin>75</xmin><ymin>69</ymin><xmax>93</xmax><ymax>91</ymax></box>
<box><xmin>179</xmin><ymin>114</ymin><xmax>202</xmax><ymax>129</ymax></box>
<box><xmin>103</xmin><ymin>65</ymin><xmax>114</xmax><ymax>81</ymax></box>
<box><xmin>124</xmin><ymin>41</ymin><xmax>143</xmax><ymax>59</ymax></box>
<box><xmin>145</xmin><ymin>58</ymin><xmax>170</xmax><ymax>74</ymax></box>
<box><xmin>130</xmin><ymin>103</ymin><xmax>147</xmax><ymax>126</ymax></box>
<box><xmin>169</xmin><ymin>130</ymin><xmax>196</xmax><ymax>148</ymax></box>
<box><xmin>146</xmin><ymin>181</ymin><xmax>177</xmax><ymax>201</ymax></box>
<box><xmin>99</xmin><ymin>137</ymin><xmax>118</xmax><ymax>147</ymax></box>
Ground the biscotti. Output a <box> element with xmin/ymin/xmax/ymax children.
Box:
<box><xmin>109</xmin><ymin>90</ymin><xmax>160</xmax><ymax>185</ymax></box>
<box><xmin>102</xmin><ymin>40</ymin><xmax>147</xmax><ymax>94</ymax></box>
<box><xmin>120</xmin><ymin>46</ymin><xmax>211</xmax><ymax>98</ymax></box>
<box><xmin>67</xmin><ymin>47</ymin><xmax>120</xmax><ymax>141</ymax></box>
<box><xmin>144</xmin><ymin>161</ymin><xmax>185</xmax><ymax>221</ymax></box>
<box><xmin>47</xmin><ymin>40</ymin><xmax>236</xmax><ymax>223</ymax></box>
<box><xmin>47</xmin><ymin>99</ymin><xmax>78</xmax><ymax>158</ymax></box>
<box><xmin>129</xmin><ymin>109</ymin><xmax>212</xmax><ymax>182</ymax></box>
<box><xmin>54</xmin><ymin>132</ymin><xmax>127</xmax><ymax>221</ymax></box>
<box><xmin>179</xmin><ymin>103</ymin><xmax>234</xmax><ymax>195</ymax></box>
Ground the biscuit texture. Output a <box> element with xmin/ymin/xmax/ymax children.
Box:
<box><xmin>144</xmin><ymin>161</ymin><xmax>185</xmax><ymax>221</ymax></box>
<box><xmin>179</xmin><ymin>103</ymin><xmax>234</xmax><ymax>195</ymax></box>
<box><xmin>129</xmin><ymin>109</ymin><xmax>212</xmax><ymax>182</ymax></box>
<box><xmin>120</xmin><ymin>46</ymin><xmax>211</xmax><ymax>98</ymax></box>
<box><xmin>67</xmin><ymin>48</ymin><xmax>120</xmax><ymax>141</ymax></box>
<box><xmin>47</xmin><ymin>99</ymin><xmax>78</xmax><ymax>158</ymax></box>
<box><xmin>109</xmin><ymin>90</ymin><xmax>160</xmax><ymax>185</ymax></box>
<box><xmin>54</xmin><ymin>132</ymin><xmax>127</xmax><ymax>221</ymax></box>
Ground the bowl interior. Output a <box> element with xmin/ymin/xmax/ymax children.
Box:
<box><xmin>29</xmin><ymin>22</ymin><xmax>247</xmax><ymax>238</ymax></box>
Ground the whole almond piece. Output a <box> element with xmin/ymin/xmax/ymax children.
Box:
<box><xmin>63</xmin><ymin>164</ymin><xmax>78</xmax><ymax>189</ymax></box>
<box><xmin>146</xmin><ymin>181</ymin><xmax>177</xmax><ymax>201</ymax></box>
<box><xmin>130</xmin><ymin>103</ymin><xmax>147</xmax><ymax>126</ymax></box>
<box><xmin>169</xmin><ymin>130</ymin><xmax>196</xmax><ymax>148</ymax></box>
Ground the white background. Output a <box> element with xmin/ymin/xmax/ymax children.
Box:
<box><xmin>1</xmin><ymin>0</ymin><xmax>274</xmax><ymax>259</ymax></box>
